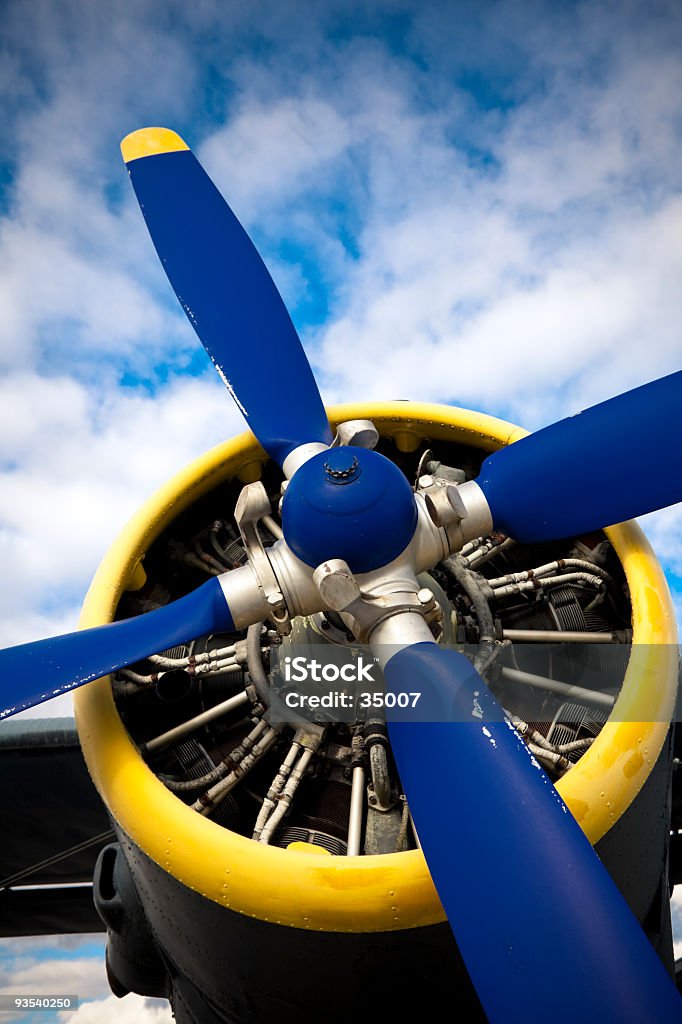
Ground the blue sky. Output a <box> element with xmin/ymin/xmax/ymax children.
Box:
<box><xmin>1</xmin><ymin>0</ymin><xmax>681</xmax><ymax>1019</ymax></box>
<box><xmin>2</xmin><ymin>0</ymin><xmax>682</xmax><ymax>655</ymax></box>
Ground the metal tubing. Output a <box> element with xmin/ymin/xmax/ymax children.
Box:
<box><xmin>148</xmin><ymin>644</ymin><xmax>237</xmax><ymax>669</ymax></box>
<box><xmin>161</xmin><ymin>719</ymin><xmax>269</xmax><ymax>793</ymax></box>
<box><xmin>259</xmin><ymin>747</ymin><xmax>315</xmax><ymax>843</ymax></box>
<box><xmin>252</xmin><ymin>740</ymin><xmax>302</xmax><ymax>840</ymax></box>
<box><xmin>527</xmin><ymin>742</ymin><xmax>572</xmax><ymax>773</ymax></box>
<box><xmin>121</xmin><ymin>660</ymin><xmax>241</xmax><ymax>687</ymax></box>
<box><xmin>145</xmin><ymin>690</ymin><xmax>250</xmax><ymax>752</ymax></box>
<box><xmin>195</xmin><ymin>727</ymin><xmax>279</xmax><ymax>814</ymax></box>
<box><xmin>347</xmin><ymin>765</ymin><xmax>366</xmax><ymax>856</ymax></box>
<box><xmin>490</xmin><ymin>572</ymin><xmax>603</xmax><ymax>599</ymax></box>
<box><xmin>262</xmin><ymin>515</ymin><xmax>284</xmax><ymax>540</ymax></box>
<box><xmin>488</xmin><ymin>559</ymin><xmax>612</xmax><ymax>589</ymax></box>
<box><xmin>463</xmin><ymin>536</ymin><xmax>515</xmax><ymax>568</ymax></box>
<box><xmin>183</xmin><ymin>551</ymin><xmax>222</xmax><ymax>576</ymax></box>
<box><xmin>247</xmin><ymin>623</ymin><xmax>272</xmax><ymax>707</ymax></box>
<box><xmin>500</xmin><ymin>667</ymin><xmax>615</xmax><ymax>708</ymax></box>
<box><xmin>502</xmin><ymin>629</ymin><xmax>615</xmax><ymax>643</ymax></box>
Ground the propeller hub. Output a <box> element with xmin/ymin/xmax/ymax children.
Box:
<box><xmin>282</xmin><ymin>446</ymin><xmax>418</xmax><ymax>573</ymax></box>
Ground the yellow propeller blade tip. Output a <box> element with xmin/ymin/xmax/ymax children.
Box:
<box><xmin>120</xmin><ymin>127</ymin><xmax>190</xmax><ymax>164</ymax></box>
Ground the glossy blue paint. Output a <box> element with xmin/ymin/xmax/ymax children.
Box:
<box><xmin>281</xmin><ymin>446</ymin><xmax>418</xmax><ymax>573</ymax></box>
<box><xmin>125</xmin><ymin>148</ymin><xmax>332</xmax><ymax>466</ymax></box>
<box><xmin>0</xmin><ymin>578</ymin><xmax>234</xmax><ymax>720</ymax></box>
<box><xmin>384</xmin><ymin>642</ymin><xmax>682</xmax><ymax>1024</ymax></box>
<box><xmin>477</xmin><ymin>370</ymin><xmax>682</xmax><ymax>542</ymax></box>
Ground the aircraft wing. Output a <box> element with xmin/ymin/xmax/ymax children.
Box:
<box><xmin>0</xmin><ymin>718</ymin><xmax>111</xmax><ymax>936</ymax></box>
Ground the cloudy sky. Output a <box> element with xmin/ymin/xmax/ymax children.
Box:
<box><xmin>1</xmin><ymin>0</ymin><xmax>681</xmax><ymax>1019</ymax></box>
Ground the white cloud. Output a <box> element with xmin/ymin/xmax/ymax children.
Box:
<box><xmin>0</xmin><ymin>371</ymin><xmax>241</xmax><ymax>648</ymax></box>
<box><xmin>0</xmin><ymin>0</ymin><xmax>679</xmax><ymax>727</ymax></box>
<box><xmin>639</xmin><ymin>506</ymin><xmax>682</xmax><ymax>600</ymax></box>
<box><xmin>200</xmin><ymin>96</ymin><xmax>353</xmax><ymax>215</ymax></box>
<box><xmin>59</xmin><ymin>994</ymin><xmax>172</xmax><ymax>1023</ymax></box>
<box><xmin>0</xmin><ymin>219</ymin><xmax>177</xmax><ymax>370</ymax></box>
<box><xmin>0</xmin><ymin>939</ymin><xmax>109</xmax><ymax>1021</ymax></box>
<box><xmin>0</xmin><ymin>956</ymin><xmax>107</xmax><ymax>1000</ymax></box>
<box><xmin>0</xmin><ymin>935</ymin><xmax>172</xmax><ymax>1023</ymax></box>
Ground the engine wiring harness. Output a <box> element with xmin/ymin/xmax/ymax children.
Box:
<box><xmin>112</xmin><ymin>436</ymin><xmax>632</xmax><ymax>858</ymax></box>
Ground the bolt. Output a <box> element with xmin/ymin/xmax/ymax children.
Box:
<box><xmin>417</xmin><ymin>588</ymin><xmax>434</xmax><ymax>607</ymax></box>
<box><xmin>418</xmin><ymin>474</ymin><xmax>434</xmax><ymax>490</ymax></box>
<box><xmin>324</xmin><ymin>451</ymin><xmax>360</xmax><ymax>480</ymax></box>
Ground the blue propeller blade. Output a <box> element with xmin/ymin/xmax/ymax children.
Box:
<box><xmin>384</xmin><ymin>643</ymin><xmax>682</xmax><ymax>1024</ymax></box>
<box><xmin>0</xmin><ymin>578</ymin><xmax>234</xmax><ymax>720</ymax></box>
<box><xmin>477</xmin><ymin>370</ymin><xmax>682</xmax><ymax>541</ymax></box>
<box><xmin>121</xmin><ymin>128</ymin><xmax>332</xmax><ymax>468</ymax></box>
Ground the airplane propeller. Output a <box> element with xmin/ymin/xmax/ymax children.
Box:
<box><xmin>122</xmin><ymin>126</ymin><xmax>332</xmax><ymax>473</ymax></box>
<box><xmin>477</xmin><ymin>370</ymin><xmax>682</xmax><ymax>542</ymax></box>
<box><xmin>1</xmin><ymin>127</ymin><xmax>680</xmax><ymax>1021</ymax></box>
<box><xmin>0</xmin><ymin>576</ymin><xmax>236</xmax><ymax>719</ymax></box>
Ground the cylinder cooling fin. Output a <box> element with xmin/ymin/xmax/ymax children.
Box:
<box><xmin>73</xmin><ymin>401</ymin><xmax>679</xmax><ymax>933</ymax></box>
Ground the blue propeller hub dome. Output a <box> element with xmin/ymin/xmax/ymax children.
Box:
<box><xmin>281</xmin><ymin>446</ymin><xmax>418</xmax><ymax>574</ymax></box>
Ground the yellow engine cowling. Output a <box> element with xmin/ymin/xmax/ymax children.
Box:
<box><xmin>75</xmin><ymin>401</ymin><xmax>679</xmax><ymax>1021</ymax></box>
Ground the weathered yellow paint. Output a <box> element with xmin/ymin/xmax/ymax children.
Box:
<box><xmin>73</xmin><ymin>400</ymin><xmax>678</xmax><ymax>931</ymax></box>
<box><xmin>120</xmin><ymin>127</ymin><xmax>189</xmax><ymax>164</ymax></box>
<box><xmin>556</xmin><ymin>523</ymin><xmax>678</xmax><ymax>837</ymax></box>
